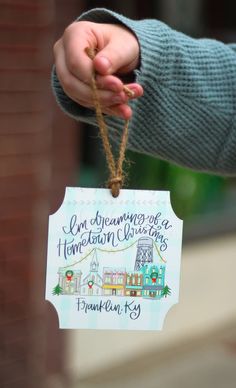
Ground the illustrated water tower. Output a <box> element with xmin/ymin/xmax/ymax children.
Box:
<box><xmin>134</xmin><ymin>237</ymin><xmax>153</xmax><ymax>271</ymax></box>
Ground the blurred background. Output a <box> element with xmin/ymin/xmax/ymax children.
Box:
<box><xmin>0</xmin><ymin>1</ymin><xmax>236</xmax><ymax>387</ymax></box>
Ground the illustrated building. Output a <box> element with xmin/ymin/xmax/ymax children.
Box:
<box><xmin>141</xmin><ymin>264</ymin><xmax>165</xmax><ymax>299</ymax></box>
<box><xmin>125</xmin><ymin>272</ymin><xmax>143</xmax><ymax>297</ymax></box>
<box><xmin>81</xmin><ymin>250</ymin><xmax>103</xmax><ymax>296</ymax></box>
<box><xmin>134</xmin><ymin>237</ymin><xmax>154</xmax><ymax>271</ymax></box>
<box><xmin>56</xmin><ymin>240</ymin><xmax>168</xmax><ymax>299</ymax></box>
<box><xmin>102</xmin><ymin>268</ymin><xmax>126</xmax><ymax>296</ymax></box>
<box><xmin>58</xmin><ymin>268</ymin><xmax>82</xmax><ymax>295</ymax></box>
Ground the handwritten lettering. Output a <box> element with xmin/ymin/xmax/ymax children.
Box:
<box><xmin>58</xmin><ymin>210</ymin><xmax>173</xmax><ymax>259</ymax></box>
<box><xmin>62</xmin><ymin>214</ymin><xmax>88</xmax><ymax>235</ymax></box>
<box><xmin>76</xmin><ymin>298</ymin><xmax>141</xmax><ymax>320</ymax></box>
<box><xmin>124</xmin><ymin>300</ymin><xmax>141</xmax><ymax>320</ymax></box>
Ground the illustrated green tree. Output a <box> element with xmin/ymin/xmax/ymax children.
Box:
<box><xmin>162</xmin><ymin>285</ymin><xmax>171</xmax><ymax>298</ymax></box>
<box><xmin>52</xmin><ymin>284</ymin><xmax>63</xmax><ymax>296</ymax></box>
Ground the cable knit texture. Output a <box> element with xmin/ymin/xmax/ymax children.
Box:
<box><xmin>52</xmin><ymin>8</ymin><xmax>236</xmax><ymax>175</ymax></box>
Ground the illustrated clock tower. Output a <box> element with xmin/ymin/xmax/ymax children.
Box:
<box><xmin>134</xmin><ymin>237</ymin><xmax>153</xmax><ymax>271</ymax></box>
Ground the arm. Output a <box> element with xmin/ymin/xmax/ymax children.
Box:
<box><xmin>52</xmin><ymin>8</ymin><xmax>236</xmax><ymax>176</ymax></box>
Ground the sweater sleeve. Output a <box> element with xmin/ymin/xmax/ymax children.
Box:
<box><xmin>52</xmin><ymin>8</ymin><xmax>236</xmax><ymax>176</ymax></box>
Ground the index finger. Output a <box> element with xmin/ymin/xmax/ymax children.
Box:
<box><xmin>62</xmin><ymin>22</ymin><xmax>97</xmax><ymax>84</ymax></box>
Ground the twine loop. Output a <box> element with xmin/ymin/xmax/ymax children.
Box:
<box><xmin>85</xmin><ymin>47</ymin><xmax>131</xmax><ymax>198</ymax></box>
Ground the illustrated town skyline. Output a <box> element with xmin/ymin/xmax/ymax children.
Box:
<box><xmin>53</xmin><ymin>237</ymin><xmax>171</xmax><ymax>299</ymax></box>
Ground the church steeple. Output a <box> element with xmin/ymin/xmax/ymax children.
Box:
<box><xmin>90</xmin><ymin>250</ymin><xmax>99</xmax><ymax>272</ymax></box>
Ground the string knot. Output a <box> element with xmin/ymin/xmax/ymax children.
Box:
<box><xmin>108</xmin><ymin>177</ymin><xmax>123</xmax><ymax>198</ymax></box>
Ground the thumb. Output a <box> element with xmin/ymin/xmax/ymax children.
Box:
<box><xmin>93</xmin><ymin>27</ymin><xmax>139</xmax><ymax>76</ymax></box>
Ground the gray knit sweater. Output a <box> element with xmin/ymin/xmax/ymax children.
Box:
<box><xmin>52</xmin><ymin>8</ymin><xmax>236</xmax><ymax>176</ymax></box>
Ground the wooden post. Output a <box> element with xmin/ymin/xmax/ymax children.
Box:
<box><xmin>0</xmin><ymin>1</ymin><xmax>83</xmax><ymax>387</ymax></box>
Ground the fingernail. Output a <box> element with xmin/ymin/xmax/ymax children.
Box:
<box><xmin>98</xmin><ymin>56</ymin><xmax>111</xmax><ymax>70</ymax></box>
<box><xmin>110</xmin><ymin>83</ymin><xmax>121</xmax><ymax>92</ymax></box>
<box><xmin>112</xmin><ymin>96</ymin><xmax>123</xmax><ymax>104</ymax></box>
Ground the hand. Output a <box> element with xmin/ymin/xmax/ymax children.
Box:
<box><xmin>53</xmin><ymin>21</ymin><xmax>143</xmax><ymax>119</ymax></box>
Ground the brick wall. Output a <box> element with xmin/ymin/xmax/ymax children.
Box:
<box><xmin>0</xmin><ymin>1</ymin><xmax>83</xmax><ymax>387</ymax></box>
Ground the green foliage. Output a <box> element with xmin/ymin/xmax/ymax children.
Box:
<box><xmin>52</xmin><ymin>284</ymin><xmax>63</xmax><ymax>296</ymax></box>
<box><xmin>125</xmin><ymin>151</ymin><xmax>225</xmax><ymax>220</ymax></box>
<box><xmin>162</xmin><ymin>285</ymin><xmax>171</xmax><ymax>298</ymax></box>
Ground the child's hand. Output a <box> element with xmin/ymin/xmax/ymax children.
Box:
<box><xmin>53</xmin><ymin>21</ymin><xmax>143</xmax><ymax>119</ymax></box>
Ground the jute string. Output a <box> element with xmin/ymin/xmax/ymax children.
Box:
<box><xmin>86</xmin><ymin>47</ymin><xmax>132</xmax><ymax>198</ymax></box>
